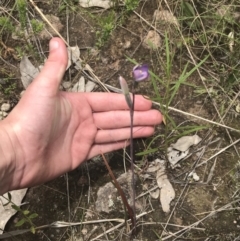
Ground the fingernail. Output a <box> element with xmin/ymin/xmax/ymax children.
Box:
<box><xmin>143</xmin><ymin>95</ymin><xmax>150</xmax><ymax>100</ymax></box>
<box><xmin>50</xmin><ymin>39</ymin><xmax>59</xmax><ymax>51</ymax></box>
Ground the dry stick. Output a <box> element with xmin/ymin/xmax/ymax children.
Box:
<box><xmin>1</xmin><ymin>212</ymin><xmax>154</xmax><ymax>240</ymax></box>
<box><xmin>139</xmin><ymin>222</ymin><xmax>205</xmax><ymax>231</ymax></box>
<box><xmin>0</xmin><ymin>219</ymin><xmax>125</xmax><ymax>239</ymax></box>
<box><xmin>28</xmin><ymin>0</ymin><xmax>109</xmax><ymax>92</ymax></box>
<box><xmin>153</xmin><ymin>101</ymin><xmax>240</xmax><ymax>133</ymax></box>
<box><xmin>101</xmin><ymin>153</ymin><xmax>136</xmax><ymax>234</ymax></box>
<box><xmin>91</xmin><ymin>211</ymin><xmax>151</xmax><ymax>241</ymax></box>
<box><xmin>196</xmin><ymin>138</ymin><xmax>240</xmax><ymax>168</ymax></box>
<box><xmin>105</xmin><ymin>84</ymin><xmax>240</xmax><ymax>133</ymax></box>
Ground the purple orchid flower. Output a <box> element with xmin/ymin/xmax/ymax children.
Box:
<box><xmin>132</xmin><ymin>64</ymin><xmax>149</xmax><ymax>82</ymax></box>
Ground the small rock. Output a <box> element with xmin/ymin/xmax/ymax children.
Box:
<box><xmin>95</xmin><ymin>182</ymin><xmax>116</xmax><ymax>213</ymax></box>
<box><xmin>81</xmin><ymin>228</ymin><xmax>88</xmax><ymax>235</ymax></box>
<box><xmin>142</xmin><ymin>30</ymin><xmax>161</xmax><ymax>49</ymax></box>
<box><xmin>0</xmin><ymin>111</ymin><xmax>8</xmax><ymax>120</ymax></box>
<box><xmin>1</xmin><ymin>103</ymin><xmax>11</xmax><ymax>112</ymax></box>
<box><xmin>123</xmin><ymin>40</ymin><xmax>131</xmax><ymax>49</ymax></box>
<box><xmin>95</xmin><ymin>171</ymin><xmax>137</xmax><ymax>213</ymax></box>
<box><xmin>101</xmin><ymin>57</ymin><xmax>109</xmax><ymax>64</ymax></box>
<box><xmin>154</xmin><ymin>10</ymin><xmax>179</xmax><ymax>27</ymax></box>
<box><xmin>62</xmin><ymin>81</ymin><xmax>72</xmax><ymax>90</ymax></box>
<box><xmin>39</xmin><ymin>15</ymin><xmax>64</xmax><ymax>40</ymax></box>
<box><xmin>189</xmin><ymin>171</ymin><xmax>200</xmax><ymax>181</ymax></box>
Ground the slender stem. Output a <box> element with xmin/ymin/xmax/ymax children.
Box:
<box><xmin>130</xmin><ymin>83</ymin><xmax>136</xmax><ymax>235</ymax></box>
<box><xmin>101</xmin><ymin>153</ymin><xmax>135</xmax><ymax>229</ymax></box>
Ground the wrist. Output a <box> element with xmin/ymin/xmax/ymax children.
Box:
<box><xmin>0</xmin><ymin>120</ymin><xmax>16</xmax><ymax>195</ymax></box>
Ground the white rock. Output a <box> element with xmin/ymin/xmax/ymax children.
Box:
<box><xmin>62</xmin><ymin>81</ymin><xmax>72</xmax><ymax>90</ymax></box>
<box><xmin>189</xmin><ymin>171</ymin><xmax>200</xmax><ymax>181</ymax></box>
<box><xmin>171</xmin><ymin>135</ymin><xmax>202</xmax><ymax>152</ymax></box>
<box><xmin>1</xmin><ymin>103</ymin><xmax>11</xmax><ymax>112</ymax></box>
<box><xmin>81</xmin><ymin>228</ymin><xmax>88</xmax><ymax>235</ymax></box>
<box><xmin>39</xmin><ymin>15</ymin><xmax>63</xmax><ymax>40</ymax></box>
<box><xmin>95</xmin><ymin>171</ymin><xmax>136</xmax><ymax>213</ymax></box>
<box><xmin>95</xmin><ymin>182</ymin><xmax>115</xmax><ymax>213</ymax></box>
<box><xmin>123</xmin><ymin>40</ymin><xmax>131</xmax><ymax>49</ymax></box>
<box><xmin>142</xmin><ymin>30</ymin><xmax>161</xmax><ymax>49</ymax></box>
<box><xmin>154</xmin><ymin>10</ymin><xmax>179</xmax><ymax>27</ymax></box>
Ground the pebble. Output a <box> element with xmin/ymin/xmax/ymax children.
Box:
<box><xmin>62</xmin><ymin>81</ymin><xmax>72</xmax><ymax>90</ymax></box>
<box><xmin>142</xmin><ymin>30</ymin><xmax>161</xmax><ymax>49</ymax></box>
<box><xmin>0</xmin><ymin>111</ymin><xmax>8</xmax><ymax>120</ymax></box>
<box><xmin>1</xmin><ymin>103</ymin><xmax>11</xmax><ymax>112</ymax></box>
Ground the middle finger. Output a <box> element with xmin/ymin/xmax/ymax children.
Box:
<box><xmin>93</xmin><ymin>109</ymin><xmax>161</xmax><ymax>129</ymax></box>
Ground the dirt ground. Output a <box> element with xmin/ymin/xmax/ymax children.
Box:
<box><xmin>1</xmin><ymin>0</ymin><xmax>240</xmax><ymax>241</ymax></box>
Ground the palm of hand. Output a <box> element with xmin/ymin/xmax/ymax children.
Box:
<box><xmin>6</xmin><ymin>87</ymin><xmax>97</xmax><ymax>187</ymax></box>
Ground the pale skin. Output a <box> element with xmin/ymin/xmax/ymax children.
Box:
<box><xmin>0</xmin><ymin>38</ymin><xmax>162</xmax><ymax>195</ymax></box>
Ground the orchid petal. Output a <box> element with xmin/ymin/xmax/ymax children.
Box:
<box><xmin>132</xmin><ymin>64</ymin><xmax>149</xmax><ymax>82</ymax></box>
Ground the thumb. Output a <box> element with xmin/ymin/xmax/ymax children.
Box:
<box><xmin>31</xmin><ymin>37</ymin><xmax>68</xmax><ymax>96</ymax></box>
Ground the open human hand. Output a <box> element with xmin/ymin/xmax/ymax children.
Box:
<box><xmin>0</xmin><ymin>38</ymin><xmax>162</xmax><ymax>193</ymax></box>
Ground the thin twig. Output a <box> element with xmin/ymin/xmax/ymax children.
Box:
<box><xmin>104</xmin><ymin>84</ymin><xmax>240</xmax><ymax>133</ymax></box>
<box><xmin>196</xmin><ymin>138</ymin><xmax>240</xmax><ymax>168</ymax></box>
<box><xmin>91</xmin><ymin>211</ymin><xmax>151</xmax><ymax>241</ymax></box>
